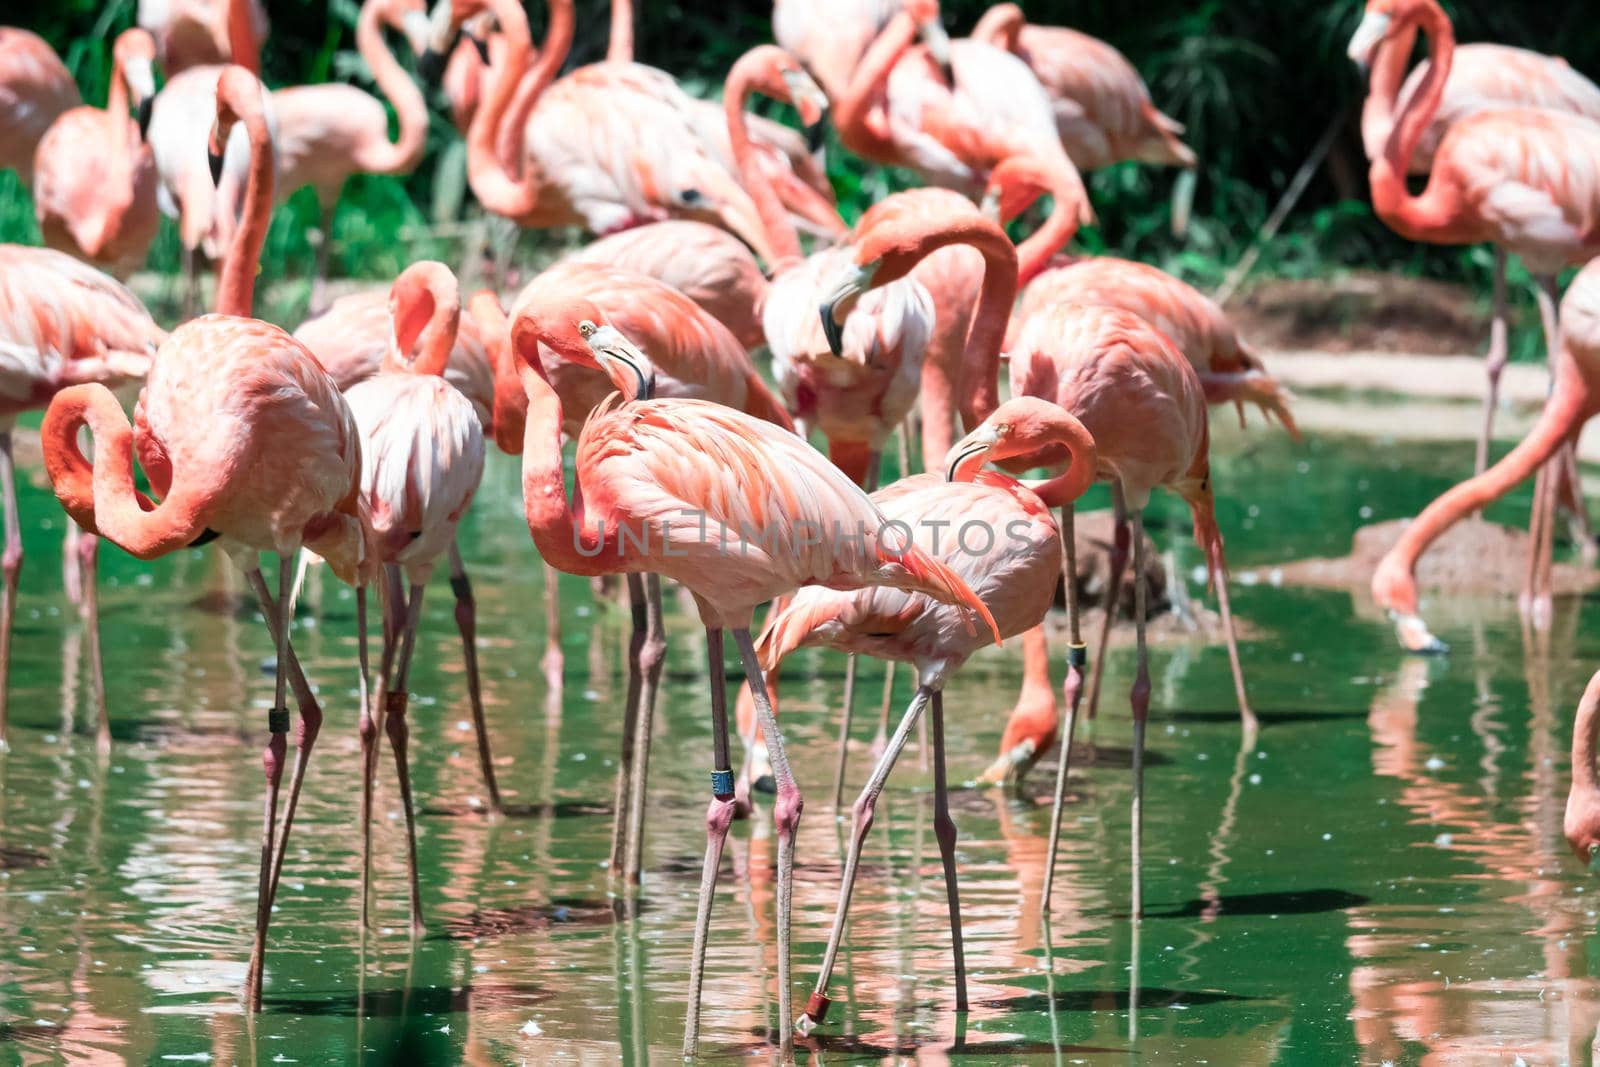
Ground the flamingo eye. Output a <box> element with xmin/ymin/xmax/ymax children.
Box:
<box><xmin>577</xmin><ymin>320</ymin><xmax>599</xmax><ymax>338</ymax></box>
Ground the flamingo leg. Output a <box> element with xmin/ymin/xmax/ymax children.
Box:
<box><xmin>683</xmin><ymin>627</ymin><xmax>734</xmax><ymax>1057</ymax></box>
<box><xmin>831</xmin><ymin>652</ymin><xmax>859</xmax><ymax>810</ymax></box>
<box><xmin>732</xmin><ymin>627</ymin><xmax>801</xmax><ymax>1056</ymax></box>
<box><xmin>1560</xmin><ymin>441</ymin><xmax>1595</xmax><ymax>566</ymax></box>
<box><xmin>182</xmin><ymin>244</ymin><xmax>199</xmax><ymax>321</ymax></box>
<box><xmin>929</xmin><ymin>690</ymin><xmax>967</xmax><ymax>1012</ymax></box>
<box><xmin>609</xmin><ymin>575</ymin><xmax>647</xmax><ymax>878</ymax></box>
<box><xmin>1129</xmin><ymin>508</ymin><xmax>1151</xmax><ymax>922</ymax></box>
<box><xmin>0</xmin><ymin>430</ymin><xmax>20</xmax><ymax>750</ymax></box>
<box><xmin>1475</xmin><ymin>246</ymin><xmax>1509</xmax><ymax>477</ymax></box>
<box><xmin>542</xmin><ymin>560</ymin><xmax>563</xmax><ymax>688</ymax></box>
<box><xmin>1086</xmin><ymin>482</ymin><xmax>1129</xmax><ymax>725</ymax></box>
<box><xmin>360</xmin><ymin>568</ymin><xmax>404</xmax><ymax>925</ymax></box>
<box><xmin>388</xmin><ymin>579</ymin><xmax>427</xmax><ymax>936</ymax></box>
<box><xmin>243</xmin><ymin>557</ymin><xmax>293</xmax><ymax>1011</ymax></box>
<box><xmin>624</xmin><ymin>574</ymin><xmax>664</xmax><ymax>884</ymax></box>
<box><xmin>78</xmin><ymin>533</ymin><xmax>109</xmax><ymax>758</ymax></box>
<box><xmin>309</xmin><ymin>196</ymin><xmax>337</xmax><ymax>315</ymax></box>
<box><xmin>1527</xmin><ymin>276</ymin><xmax>1565</xmax><ymax>627</ymax></box>
<box><xmin>1044</xmin><ymin>502</ymin><xmax>1087</xmax><ymax>913</ymax></box>
<box><xmin>798</xmin><ymin>684</ymin><xmax>930</xmax><ymax>1035</ymax></box>
<box><xmin>870</xmin><ymin>660</ymin><xmax>897</xmax><ymax>762</ymax></box>
<box><xmin>1203</xmin><ymin>516</ymin><xmax>1257</xmax><ymax>745</ymax></box>
<box><xmin>447</xmin><ymin>541</ymin><xmax>500</xmax><ymax>811</ymax></box>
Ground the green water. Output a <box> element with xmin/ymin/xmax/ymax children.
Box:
<box><xmin>2</xmin><ymin>419</ymin><xmax>1598</xmax><ymax>1065</ymax></box>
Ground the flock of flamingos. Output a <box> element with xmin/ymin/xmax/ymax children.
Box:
<box><xmin>4</xmin><ymin>0</ymin><xmax>1600</xmax><ymax>1054</ymax></box>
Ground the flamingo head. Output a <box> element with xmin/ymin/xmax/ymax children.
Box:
<box><xmin>207</xmin><ymin>65</ymin><xmax>268</xmax><ymax>185</ymax></box>
<box><xmin>115</xmin><ymin>29</ymin><xmax>158</xmax><ymax>141</ymax></box>
<box><xmin>905</xmin><ymin>0</ymin><xmax>952</xmax><ymax>83</ymax></box>
<box><xmin>386</xmin><ymin>261</ymin><xmax>461</xmax><ymax>377</ymax></box>
<box><xmin>1346</xmin><ymin>0</ymin><xmax>1405</xmax><ymax>70</ymax></box>
<box><xmin>946</xmin><ymin>397</ymin><xmax>1097</xmax><ymax>496</ymax></box>
<box><xmin>416</xmin><ymin>0</ymin><xmax>479</xmax><ymax>82</ymax></box>
<box><xmin>1566</xmin><ymin>788</ymin><xmax>1600</xmax><ymax>868</ymax></box>
<box><xmin>509</xmin><ymin>292</ymin><xmax>656</xmax><ymax>402</ymax></box>
<box><xmin>980</xmin><ymin>155</ymin><xmax>1056</xmax><ymax>226</ymax></box>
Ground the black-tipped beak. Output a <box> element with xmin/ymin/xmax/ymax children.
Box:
<box><xmin>817</xmin><ymin>262</ymin><xmax>870</xmax><ymax>358</ymax></box>
<box><xmin>190</xmin><ymin>528</ymin><xmax>222</xmax><ymax>547</ymax></box>
<box><xmin>819</xmin><ymin>301</ymin><xmax>845</xmax><ymax>358</ymax></box>
<box><xmin>417</xmin><ymin>47</ymin><xmax>447</xmax><ymax>83</ymax></box>
<box><xmin>806</xmin><ymin>108</ymin><xmax>828</xmax><ymax>154</ymax></box>
<box><xmin>137</xmin><ymin>97</ymin><xmax>154</xmax><ymax>142</ymax></box>
<box><xmin>467</xmin><ymin>31</ymin><xmax>490</xmax><ymax>63</ymax></box>
<box><xmin>207</xmin><ymin>147</ymin><xmax>225</xmax><ymax>186</ymax></box>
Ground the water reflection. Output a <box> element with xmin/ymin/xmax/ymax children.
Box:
<box><xmin>3</xmin><ymin>442</ymin><xmax>1600</xmax><ymax>1062</ymax></box>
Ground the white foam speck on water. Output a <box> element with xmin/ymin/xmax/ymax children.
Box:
<box><xmin>520</xmin><ymin>1020</ymin><xmax>543</xmax><ymax>1037</ymax></box>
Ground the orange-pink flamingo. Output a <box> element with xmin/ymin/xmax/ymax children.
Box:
<box><xmin>1373</xmin><ymin>259</ymin><xmax>1600</xmax><ymax>653</ymax></box>
<box><xmin>271</xmin><ymin>0</ymin><xmax>433</xmax><ymax>310</ymax></box>
<box><xmin>487</xmin><ymin>258</ymin><xmax>794</xmax><ymax>887</ymax></box>
<box><xmin>952</xmin><ymin>303</ymin><xmax>1256</xmax><ymax>918</ymax></box>
<box><xmin>1352</xmin><ymin>0</ymin><xmax>1600</xmax><ymax>639</ymax></box>
<box><xmin>428</xmin><ymin>0</ymin><xmax>777</xmax><ymax>262</ymax></box>
<box><xmin>831</xmin><ymin>0</ymin><xmax>1090</xmax><ymax>204</ymax></box>
<box><xmin>971</xmin><ymin>4</ymin><xmax>1196</xmax><ymax>171</ymax></box>
<box><xmin>0</xmin><ymin>246</ymin><xmax>164</xmax><ymax>753</ymax></box>
<box><xmin>137</xmin><ymin>0</ymin><xmax>267</xmax><ymax>76</ymax></box>
<box><xmin>1352</xmin><ymin>0</ymin><xmax>1600</xmax><ymax>475</ymax></box>
<box><xmin>340</xmin><ymin>260</ymin><xmax>485</xmax><ymax>932</ymax></box>
<box><xmin>31</xmin><ymin>28</ymin><xmax>162</xmax><ymax>273</ymax></box>
<box><xmin>767</xmin><ymin>398</ymin><xmax>1095</xmax><ymax>1034</ymax></box>
<box><xmin>0</xmin><ymin>28</ymin><xmax>81</xmax><ymax>185</ymax></box>
<box><xmin>500</xmin><ymin>284</ymin><xmax>996</xmax><ymax>1057</ymax></box>
<box><xmin>38</xmin><ymin>66</ymin><xmax>371</xmax><ymax>1011</ymax></box>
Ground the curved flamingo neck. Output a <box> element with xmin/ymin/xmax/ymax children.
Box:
<box><xmin>1363</xmin><ymin>15</ymin><xmax>1418</xmax><ymax>153</ymax></box>
<box><xmin>506</xmin><ymin>321</ymin><xmax>610</xmax><ymax>577</ymax></box>
<box><xmin>1376</xmin><ymin>349</ymin><xmax>1600</xmax><ymax>615</ymax></box>
<box><xmin>1023</xmin><ymin>412</ymin><xmax>1098</xmax><ymax>507</ymax></box>
<box><xmin>215</xmin><ymin>71</ymin><xmax>274</xmax><ymax>318</ymax></box>
<box><xmin>1012</xmin><ymin>169</ymin><xmax>1087</xmax><ymax>287</ymax></box>
<box><xmin>354</xmin><ymin>0</ymin><xmax>428</xmax><ymax>175</ymax></box>
<box><xmin>835</xmin><ymin>9</ymin><xmax>918</xmax><ymax>159</ymax></box>
<box><xmin>607</xmin><ymin>0</ymin><xmax>633</xmax><ymax>63</ymax></box>
<box><xmin>971</xmin><ymin>3</ymin><xmax>1023</xmax><ymax>51</ymax></box>
<box><xmin>387</xmin><ymin>270</ymin><xmax>459</xmax><ymax>377</ymax></box>
<box><xmin>41</xmin><ymin>385</ymin><xmax>208</xmax><ymax>557</ymax></box>
<box><xmin>946</xmin><ymin>226</ymin><xmax>1020</xmax><ymax>430</ymax></box>
<box><xmin>464</xmin><ymin>0</ymin><xmax>552</xmax><ymax>218</ymax></box>
<box><xmin>1371</xmin><ymin>1</ymin><xmax>1458</xmax><ymax>238</ymax></box>
<box><xmin>725</xmin><ymin>51</ymin><xmax>803</xmax><ymax>271</ymax></box>
<box><xmin>496</xmin><ymin>0</ymin><xmax>575</xmax><ymax>173</ymax></box>
<box><xmin>227</xmin><ymin>0</ymin><xmax>260</xmax><ymax>75</ymax></box>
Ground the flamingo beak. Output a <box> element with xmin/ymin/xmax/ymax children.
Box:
<box><xmin>579</xmin><ymin>321</ymin><xmax>657</xmax><ymax>402</ymax></box>
<box><xmin>817</xmin><ymin>261</ymin><xmax>874</xmax><ymax>357</ymax></box>
<box><xmin>1392</xmin><ymin>611</ymin><xmax>1448</xmax><ymax>655</ymax></box>
<box><xmin>944</xmin><ymin>425</ymin><xmax>999</xmax><ymax>483</ymax></box>
<box><xmin>781</xmin><ymin>67</ymin><xmax>830</xmax><ymax>155</ymax></box>
<box><xmin>919</xmin><ymin>16</ymin><xmax>954</xmax><ymax>84</ymax></box>
<box><xmin>137</xmin><ymin>96</ymin><xmax>155</xmax><ymax>142</ymax></box>
<box><xmin>400</xmin><ymin>10</ymin><xmax>433</xmax><ymax>57</ymax></box>
<box><xmin>416</xmin><ymin>0</ymin><xmax>459</xmax><ymax>82</ymax></box>
<box><xmin>1346</xmin><ymin>11</ymin><xmax>1390</xmax><ymax>71</ymax></box>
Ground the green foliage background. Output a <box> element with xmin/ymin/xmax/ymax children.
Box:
<box><xmin>7</xmin><ymin>0</ymin><xmax>1600</xmax><ymax>333</ymax></box>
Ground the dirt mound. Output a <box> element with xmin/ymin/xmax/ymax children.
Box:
<box><xmin>1252</xmin><ymin>517</ymin><xmax>1600</xmax><ymax>594</ymax></box>
<box><xmin>1233</xmin><ymin>272</ymin><xmax>1490</xmax><ymax>356</ymax></box>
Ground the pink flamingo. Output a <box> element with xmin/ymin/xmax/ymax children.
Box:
<box><xmin>487</xmin><ymin>258</ymin><xmax>794</xmax><ymax>886</ymax></box>
<box><xmin>31</xmin><ymin>29</ymin><xmax>162</xmax><ymax>273</ymax></box>
<box><xmin>0</xmin><ymin>28</ymin><xmax>80</xmax><ymax>186</ymax></box>
<box><xmin>1352</xmin><ymin>0</ymin><xmax>1600</xmax><ymax>638</ymax></box>
<box><xmin>766</xmin><ymin>398</ymin><xmax>1096</xmax><ymax>1033</ymax></box>
<box><xmin>971</xmin><ymin>4</ymin><xmax>1195</xmax><ymax>171</ymax></box>
<box><xmin>949</xmin><ymin>303</ymin><xmax>1255</xmax><ymax>918</ymax></box>
<box><xmin>146</xmin><ymin>53</ymin><xmax>278</xmax><ymax>316</ymax></box>
<box><xmin>428</xmin><ymin>0</ymin><xmax>777</xmax><ymax>263</ymax></box>
<box><xmin>831</xmin><ymin>0</ymin><xmax>1091</xmax><ymax>204</ymax></box>
<box><xmin>39</xmin><ymin>66</ymin><xmax>371</xmax><ymax>1011</ymax></box>
<box><xmin>137</xmin><ymin>0</ymin><xmax>267</xmax><ymax>76</ymax></box>
<box><xmin>271</xmin><ymin>0</ymin><xmax>433</xmax><ymax>310</ymax></box>
<box><xmin>1565</xmin><ymin>669</ymin><xmax>1600</xmax><ymax>861</ymax></box>
<box><xmin>1373</xmin><ymin>259</ymin><xmax>1600</xmax><ymax>653</ymax></box>
<box><xmin>0</xmin><ymin>246</ymin><xmax>164</xmax><ymax>753</ymax></box>
<box><xmin>340</xmin><ymin>260</ymin><xmax>485</xmax><ymax>932</ymax></box>
<box><xmin>292</xmin><ymin>273</ymin><xmax>505</xmax><ymax>819</ymax></box>
<box><xmin>772</xmin><ymin>0</ymin><xmax>898</xmax><ymax>108</ymax></box>
<box><xmin>1353</xmin><ymin>0</ymin><xmax>1600</xmax><ymax>474</ymax></box>
<box><xmin>500</xmin><ymin>284</ymin><xmax>996</xmax><ymax>1057</ymax></box>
